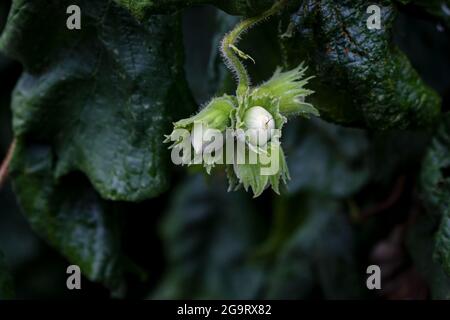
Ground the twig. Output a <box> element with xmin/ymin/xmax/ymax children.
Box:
<box><xmin>0</xmin><ymin>139</ymin><xmax>17</xmax><ymax>189</ymax></box>
<box><xmin>360</xmin><ymin>176</ymin><xmax>406</xmax><ymax>220</ymax></box>
<box><xmin>220</xmin><ymin>0</ymin><xmax>287</xmax><ymax>98</ymax></box>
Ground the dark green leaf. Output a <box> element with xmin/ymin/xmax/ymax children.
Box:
<box><xmin>284</xmin><ymin>119</ymin><xmax>370</xmax><ymax>198</ymax></box>
<box><xmin>154</xmin><ymin>174</ymin><xmax>266</xmax><ymax>299</ymax></box>
<box><xmin>369</xmin><ymin>130</ymin><xmax>430</xmax><ymax>185</ymax></box>
<box><xmin>393</xmin><ymin>7</ymin><xmax>450</xmax><ymax>95</ymax></box>
<box><xmin>266</xmin><ymin>195</ymin><xmax>365</xmax><ymax>299</ymax></box>
<box><xmin>156</xmin><ymin>173</ymin><xmax>365</xmax><ymax>299</ymax></box>
<box><xmin>420</xmin><ymin>114</ymin><xmax>450</xmax><ymax>276</ymax></box>
<box><xmin>407</xmin><ymin>212</ymin><xmax>450</xmax><ymax>299</ymax></box>
<box><xmin>10</xmin><ymin>140</ymin><xmax>124</xmax><ymax>292</ymax></box>
<box><xmin>283</xmin><ymin>0</ymin><xmax>441</xmax><ymax>129</ymax></box>
<box><xmin>435</xmin><ymin>212</ymin><xmax>450</xmax><ymax>277</ymax></box>
<box><xmin>297</xmin><ymin>125</ymin><xmax>429</xmax><ymax>198</ymax></box>
<box><xmin>114</xmin><ymin>0</ymin><xmax>207</xmax><ymax>17</ymax></box>
<box><xmin>0</xmin><ymin>0</ymin><xmax>194</xmax><ymax>201</ymax></box>
<box><xmin>114</xmin><ymin>0</ymin><xmax>279</xmax><ymax>17</ymax></box>
<box><xmin>0</xmin><ymin>251</ymin><xmax>14</xmax><ymax>299</ymax></box>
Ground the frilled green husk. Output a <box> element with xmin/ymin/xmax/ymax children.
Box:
<box><xmin>174</xmin><ymin>95</ymin><xmax>236</xmax><ymax>131</ymax></box>
<box><xmin>165</xmin><ymin>63</ymin><xmax>317</xmax><ymax>197</ymax></box>
<box><xmin>252</xmin><ymin>64</ymin><xmax>319</xmax><ymax>117</ymax></box>
<box><xmin>225</xmin><ymin>64</ymin><xmax>317</xmax><ymax>195</ymax></box>
<box><xmin>164</xmin><ymin>95</ymin><xmax>236</xmax><ymax>147</ymax></box>
<box><xmin>229</xmin><ymin>142</ymin><xmax>290</xmax><ymax>197</ymax></box>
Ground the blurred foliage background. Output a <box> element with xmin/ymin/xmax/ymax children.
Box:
<box><xmin>1</xmin><ymin>0</ymin><xmax>450</xmax><ymax>299</ymax></box>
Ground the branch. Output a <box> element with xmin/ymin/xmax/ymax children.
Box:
<box><xmin>0</xmin><ymin>139</ymin><xmax>17</xmax><ymax>189</ymax></box>
<box><xmin>360</xmin><ymin>176</ymin><xmax>406</xmax><ymax>221</ymax></box>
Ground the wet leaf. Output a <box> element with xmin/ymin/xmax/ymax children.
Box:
<box><xmin>10</xmin><ymin>141</ymin><xmax>125</xmax><ymax>292</ymax></box>
<box><xmin>420</xmin><ymin>114</ymin><xmax>450</xmax><ymax>276</ymax></box>
<box><xmin>284</xmin><ymin>119</ymin><xmax>370</xmax><ymax>198</ymax></box>
<box><xmin>267</xmin><ymin>195</ymin><xmax>365</xmax><ymax>299</ymax></box>
<box><xmin>154</xmin><ymin>174</ymin><xmax>266</xmax><ymax>299</ymax></box>
<box><xmin>0</xmin><ymin>0</ymin><xmax>194</xmax><ymax>202</ymax></box>
<box><xmin>114</xmin><ymin>0</ymin><xmax>279</xmax><ymax>17</ymax></box>
<box><xmin>407</xmin><ymin>212</ymin><xmax>450</xmax><ymax>299</ymax></box>
<box><xmin>283</xmin><ymin>0</ymin><xmax>441</xmax><ymax>129</ymax></box>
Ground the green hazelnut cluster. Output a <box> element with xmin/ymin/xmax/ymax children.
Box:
<box><xmin>165</xmin><ymin>1</ymin><xmax>319</xmax><ymax>197</ymax></box>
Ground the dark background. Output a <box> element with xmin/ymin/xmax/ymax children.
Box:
<box><xmin>1</xmin><ymin>1</ymin><xmax>449</xmax><ymax>299</ymax></box>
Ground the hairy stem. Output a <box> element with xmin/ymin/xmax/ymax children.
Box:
<box><xmin>0</xmin><ymin>140</ymin><xmax>16</xmax><ymax>189</ymax></box>
<box><xmin>221</xmin><ymin>0</ymin><xmax>287</xmax><ymax>98</ymax></box>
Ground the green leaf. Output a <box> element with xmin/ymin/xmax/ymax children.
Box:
<box><xmin>154</xmin><ymin>174</ymin><xmax>266</xmax><ymax>299</ymax></box>
<box><xmin>435</xmin><ymin>212</ymin><xmax>450</xmax><ymax>276</ymax></box>
<box><xmin>266</xmin><ymin>195</ymin><xmax>365</xmax><ymax>299</ymax></box>
<box><xmin>407</xmin><ymin>212</ymin><xmax>450</xmax><ymax>299</ymax></box>
<box><xmin>369</xmin><ymin>130</ymin><xmax>430</xmax><ymax>184</ymax></box>
<box><xmin>0</xmin><ymin>0</ymin><xmax>194</xmax><ymax>202</ymax></box>
<box><xmin>283</xmin><ymin>0</ymin><xmax>441</xmax><ymax>130</ymax></box>
<box><xmin>0</xmin><ymin>251</ymin><xmax>14</xmax><ymax>299</ymax></box>
<box><xmin>420</xmin><ymin>114</ymin><xmax>450</xmax><ymax>276</ymax></box>
<box><xmin>155</xmin><ymin>174</ymin><xmax>365</xmax><ymax>299</ymax></box>
<box><xmin>114</xmin><ymin>0</ymin><xmax>206</xmax><ymax>17</ymax></box>
<box><xmin>113</xmin><ymin>0</ymin><xmax>279</xmax><ymax>17</ymax></box>
<box><xmin>284</xmin><ymin>119</ymin><xmax>370</xmax><ymax>198</ymax></box>
<box><xmin>10</xmin><ymin>140</ymin><xmax>124</xmax><ymax>292</ymax></box>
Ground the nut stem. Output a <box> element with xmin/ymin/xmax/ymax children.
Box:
<box><xmin>0</xmin><ymin>139</ymin><xmax>17</xmax><ymax>189</ymax></box>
